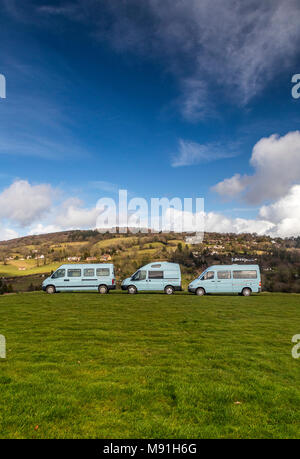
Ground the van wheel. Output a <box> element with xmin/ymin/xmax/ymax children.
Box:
<box><xmin>98</xmin><ymin>285</ymin><xmax>108</xmax><ymax>294</ymax></box>
<box><xmin>242</xmin><ymin>287</ymin><xmax>251</xmax><ymax>296</ymax></box>
<box><xmin>46</xmin><ymin>285</ymin><xmax>56</xmax><ymax>294</ymax></box>
<box><xmin>195</xmin><ymin>287</ymin><xmax>205</xmax><ymax>296</ymax></box>
<box><xmin>164</xmin><ymin>286</ymin><xmax>174</xmax><ymax>295</ymax></box>
<box><xmin>128</xmin><ymin>285</ymin><xmax>137</xmax><ymax>294</ymax></box>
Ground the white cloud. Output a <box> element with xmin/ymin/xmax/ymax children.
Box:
<box><xmin>55</xmin><ymin>198</ymin><xmax>101</xmax><ymax>229</ymax></box>
<box><xmin>169</xmin><ymin>182</ymin><xmax>300</xmax><ymax>237</ymax></box>
<box><xmin>0</xmin><ymin>226</ymin><xmax>19</xmax><ymax>241</ymax></box>
<box><xmin>0</xmin><ymin>180</ymin><xmax>53</xmax><ymax>226</ymax></box>
<box><xmin>172</xmin><ymin>139</ymin><xmax>237</xmax><ymax>167</ymax></box>
<box><xmin>212</xmin><ymin>174</ymin><xmax>248</xmax><ymax>198</ymax></box>
<box><xmin>37</xmin><ymin>0</ymin><xmax>300</xmax><ymax>118</ymax></box>
<box><xmin>205</xmin><ymin>212</ymin><xmax>274</xmax><ymax>235</ymax></box>
<box><xmin>213</xmin><ymin>131</ymin><xmax>300</xmax><ymax>204</ymax></box>
<box><xmin>28</xmin><ymin>224</ymin><xmax>62</xmax><ymax>235</ymax></box>
<box><xmin>257</xmin><ymin>184</ymin><xmax>300</xmax><ymax>237</ymax></box>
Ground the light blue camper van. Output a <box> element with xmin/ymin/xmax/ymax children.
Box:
<box><xmin>121</xmin><ymin>262</ymin><xmax>182</xmax><ymax>294</ymax></box>
<box><xmin>188</xmin><ymin>264</ymin><xmax>261</xmax><ymax>296</ymax></box>
<box><xmin>42</xmin><ymin>263</ymin><xmax>115</xmax><ymax>294</ymax></box>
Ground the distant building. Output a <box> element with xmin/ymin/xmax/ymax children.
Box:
<box><xmin>18</xmin><ymin>267</ymin><xmax>26</xmax><ymax>271</ymax></box>
<box><xmin>100</xmin><ymin>254</ymin><xmax>112</xmax><ymax>261</ymax></box>
<box><xmin>86</xmin><ymin>257</ymin><xmax>97</xmax><ymax>262</ymax></box>
<box><xmin>67</xmin><ymin>256</ymin><xmax>81</xmax><ymax>262</ymax></box>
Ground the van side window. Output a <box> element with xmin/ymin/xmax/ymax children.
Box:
<box><xmin>67</xmin><ymin>269</ymin><xmax>81</xmax><ymax>277</ymax></box>
<box><xmin>151</xmin><ymin>264</ymin><xmax>161</xmax><ymax>268</ymax></box>
<box><xmin>52</xmin><ymin>269</ymin><xmax>65</xmax><ymax>279</ymax></box>
<box><xmin>233</xmin><ymin>270</ymin><xmax>257</xmax><ymax>279</ymax></box>
<box><xmin>217</xmin><ymin>271</ymin><xmax>231</xmax><ymax>279</ymax></box>
<box><xmin>96</xmin><ymin>268</ymin><xmax>110</xmax><ymax>276</ymax></box>
<box><xmin>203</xmin><ymin>271</ymin><xmax>214</xmax><ymax>280</ymax></box>
<box><xmin>149</xmin><ymin>270</ymin><xmax>164</xmax><ymax>279</ymax></box>
<box><xmin>84</xmin><ymin>268</ymin><xmax>95</xmax><ymax>277</ymax></box>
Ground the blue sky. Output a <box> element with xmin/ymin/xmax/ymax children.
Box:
<box><xmin>1</xmin><ymin>0</ymin><xmax>300</xmax><ymax>239</ymax></box>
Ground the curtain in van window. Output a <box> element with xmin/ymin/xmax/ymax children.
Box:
<box><xmin>148</xmin><ymin>271</ymin><xmax>164</xmax><ymax>279</ymax></box>
<box><xmin>96</xmin><ymin>268</ymin><xmax>110</xmax><ymax>276</ymax></box>
<box><xmin>84</xmin><ymin>269</ymin><xmax>95</xmax><ymax>277</ymax></box>
<box><xmin>217</xmin><ymin>271</ymin><xmax>231</xmax><ymax>279</ymax></box>
<box><xmin>233</xmin><ymin>270</ymin><xmax>257</xmax><ymax>279</ymax></box>
<box><xmin>67</xmin><ymin>269</ymin><xmax>81</xmax><ymax>277</ymax></box>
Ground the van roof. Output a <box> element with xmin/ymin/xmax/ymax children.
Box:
<box><xmin>142</xmin><ymin>261</ymin><xmax>180</xmax><ymax>270</ymax></box>
<box><xmin>58</xmin><ymin>263</ymin><xmax>114</xmax><ymax>269</ymax></box>
<box><xmin>208</xmin><ymin>264</ymin><xmax>260</xmax><ymax>270</ymax></box>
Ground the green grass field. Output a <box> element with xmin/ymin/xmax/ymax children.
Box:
<box><xmin>0</xmin><ymin>292</ymin><xmax>299</xmax><ymax>439</ymax></box>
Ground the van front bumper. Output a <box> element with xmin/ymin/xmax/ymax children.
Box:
<box><xmin>121</xmin><ymin>285</ymin><xmax>128</xmax><ymax>291</ymax></box>
<box><xmin>188</xmin><ymin>286</ymin><xmax>196</xmax><ymax>293</ymax></box>
<box><xmin>42</xmin><ymin>286</ymin><xmax>46</xmax><ymax>291</ymax></box>
<box><xmin>108</xmin><ymin>285</ymin><xmax>116</xmax><ymax>290</ymax></box>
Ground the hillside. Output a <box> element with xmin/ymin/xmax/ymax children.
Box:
<box><xmin>1</xmin><ymin>229</ymin><xmax>300</xmax><ymax>292</ymax></box>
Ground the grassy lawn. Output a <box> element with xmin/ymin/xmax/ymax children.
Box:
<box><xmin>0</xmin><ymin>261</ymin><xmax>60</xmax><ymax>277</ymax></box>
<box><xmin>0</xmin><ymin>292</ymin><xmax>299</xmax><ymax>439</ymax></box>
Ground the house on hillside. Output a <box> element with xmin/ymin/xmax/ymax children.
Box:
<box><xmin>67</xmin><ymin>256</ymin><xmax>81</xmax><ymax>262</ymax></box>
<box><xmin>86</xmin><ymin>257</ymin><xmax>97</xmax><ymax>262</ymax></box>
<box><xmin>100</xmin><ymin>254</ymin><xmax>112</xmax><ymax>261</ymax></box>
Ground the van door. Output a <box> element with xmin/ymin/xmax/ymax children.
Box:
<box><xmin>83</xmin><ymin>267</ymin><xmax>97</xmax><ymax>290</ymax></box>
<box><xmin>200</xmin><ymin>270</ymin><xmax>216</xmax><ymax>293</ymax></box>
<box><xmin>131</xmin><ymin>270</ymin><xmax>148</xmax><ymax>290</ymax></box>
<box><xmin>216</xmin><ymin>270</ymin><xmax>232</xmax><ymax>293</ymax></box>
<box><xmin>147</xmin><ymin>270</ymin><xmax>164</xmax><ymax>291</ymax></box>
<box><xmin>51</xmin><ymin>268</ymin><xmax>66</xmax><ymax>291</ymax></box>
<box><xmin>66</xmin><ymin>268</ymin><xmax>82</xmax><ymax>291</ymax></box>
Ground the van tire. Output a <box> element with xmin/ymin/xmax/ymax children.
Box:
<box><xmin>164</xmin><ymin>286</ymin><xmax>174</xmax><ymax>295</ymax></box>
<box><xmin>46</xmin><ymin>285</ymin><xmax>56</xmax><ymax>294</ymax></box>
<box><xmin>98</xmin><ymin>285</ymin><xmax>108</xmax><ymax>294</ymax></box>
<box><xmin>128</xmin><ymin>285</ymin><xmax>137</xmax><ymax>294</ymax></box>
<box><xmin>195</xmin><ymin>287</ymin><xmax>205</xmax><ymax>296</ymax></box>
<box><xmin>242</xmin><ymin>287</ymin><xmax>251</xmax><ymax>296</ymax></box>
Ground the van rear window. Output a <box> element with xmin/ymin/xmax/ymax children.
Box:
<box><xmin>149</xmin><ymin>270</ymin><xmax>164</xmax><ymax>279</ymax></box>
<box><xmin>67</xmin><ymin>269</ymin><xmax>81</xmax><ymax>277</ymax></box>
<box><xmin>233</xmin><ymin>270</ymin><xmax>257</xmax><ymax>279</ymax></box>
<box><xmin>96</xmin><ymin>268</ymin><xmax>110</xmax><ymax>276</ymax></box>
